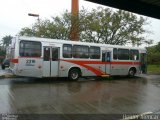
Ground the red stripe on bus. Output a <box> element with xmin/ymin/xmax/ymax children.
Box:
<box><xmin>61</xmin><ymin>60</ymin><xmax>140</xmax><ymax>65</ymax></box>
<box><xmin>11</xmin><ymin>59</ymin><xmax>18</xmax><ymax>63</ymax></box>
<box><xmin>61</xmin><ymin>59</ymin><xmax>140</xmax><ymax>76</ymax></box>
<box><xmin>61</xmin><ymin>59</ymin><xmax>108</xmax><ymax>76</ymax></box>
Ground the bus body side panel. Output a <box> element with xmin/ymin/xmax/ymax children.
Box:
<box><xmin>58</xmin><ymin>61</ymin><xmax>89</xmax><ymax>77</ymax></box>
<box><xmin>59</xmin><ymin>60</ymin><xmax>101</xmax><ymax>77</ymax></box>
<box><xmin>10</xmin><ymin>37</ymin><xmax>19</xmax><ymax>75</ymax></box>
<box><xmin>110</xmin><ymin>62</ymin><xmax>129</xmax><ymax>75</ymax></box>
<box><xmin>10</xmin><ymin>63</ymin><xmax>18</xmax><ymax>75</ymax></box>
<box><xmin>110</xmin><ymin>61</ymin><xmax>141</xmax><ymax>76</ymax></box>
<box><xmin>79</xmin><ymin>63</ymin><xmax>103</xmax><ymax>76</ymax></box>
<box><xmin>16</xmin><ymin>58</ymin><xmax>43</xmax><ymax>78</ymax></box>
<box><xmin>88</xmin><ymin>64</ymin><xmax>107</xmax><ymax>76</ymax></box>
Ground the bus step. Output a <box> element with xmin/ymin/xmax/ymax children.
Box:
<box><xmin>101</xmin><ymin>74</ymin><xmax>110</xmax><ymax>77</ymax></box>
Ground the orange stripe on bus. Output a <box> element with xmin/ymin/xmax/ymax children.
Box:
<box><xmin>11</xmin><ymin>59</ymin><xmax>18</xmax><ymax>64</ymax></box>
<box><xmin>61</xmin><ymin>59</ymin><xmax>108</xmax><ymax>76</ymax></box>
<box><xmin>61</xmin><ymin>60</ymin><xmax>140</xmax><ymax>65</ymax></box>
<box><xmin>61</xmin><ymin>59</ymin><xmax>140</xmax><ymax>76</ymax></box>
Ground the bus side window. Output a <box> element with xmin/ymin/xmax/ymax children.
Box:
<box><xmin>107</xmin><ymin>52</ymin><xmax>111</xmax><ymax>62</ymax></box>
<box><xmin>113</xmin><ymin>48</ymin><xmax>118</xmax><ymax>60</ymax></box>
<box><xmin>102</xmin><ymin>52</ymin><xmax>111</xmax><ymax>62</ymax></box>
<box><xmin>52</xmin><ymin>48</ymin><xmax>58</xmax><ymax>61</ymax></box>
<box><xmin>130</xmin><ymin>49</ymin><xmax>139</xmax><ymax>60</ymax></box>
<box><xmin>19</xmin><ymin>41</ymin><xmax>41</xmax><ymax>57</ymax></box>
<box><xmin>44</xmin><ymin>47</ymin><xmax>50</xmax><ymax>61</ymax></box>
<box><xmin>63</xmin><ymin>44</ymin><xmax>72</xmax><ymax>58</ymax></box>
<box><xmin>102</xmin><ymin>52</ymin><xmax>105</xmax><ymax>62</ymax></box>
<box><xmin>134</xmin><ymin>55</ymin><xmax>137</xmax><ymax>60</ymax></box>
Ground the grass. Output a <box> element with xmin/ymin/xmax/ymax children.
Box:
<box><xmin>147</xmin><ymin>64</ymin><xmax>160</xmax><ymax>74</ymax></box>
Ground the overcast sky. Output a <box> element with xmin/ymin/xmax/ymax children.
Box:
<box><xmin>0</xmin><ymin>0</ymin><xmax>160</xmax><ymax>45</ymax></box>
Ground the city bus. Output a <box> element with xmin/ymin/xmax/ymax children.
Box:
<box><xmin>9</xmin><ymin>36</ymin><xmax>147</xmax><ymax>80</ymax></box>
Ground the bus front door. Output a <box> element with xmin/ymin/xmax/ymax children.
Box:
<box><xmin>140</xmin><ymin>53</ymin><xmax>147</xmax><ymax>74</ymax></box>
<box><xmin>102</xmin><ymin>51</ymin><xmax>111</xmax><ymax>76</ymax></box>
<box><xmin>43</xmin><ymin>47</ymin><xmax>59</xmax><ymax>77</ymax></box>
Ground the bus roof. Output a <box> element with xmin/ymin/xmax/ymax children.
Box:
<box><xmin>18</xmin><ymin>36</ymin><xmax>146</xmax><ymax>50</ymax></box>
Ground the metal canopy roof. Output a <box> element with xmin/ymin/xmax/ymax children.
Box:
<box><xmin>86</xmin><ymin>0</ymin><xmax>160</xmax><ymax>19</ymax></box>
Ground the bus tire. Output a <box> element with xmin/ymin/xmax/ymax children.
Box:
<box><xmin>128</xmin><ymin>68</ymin><xmax>136</xmax><ymax>77</ymax></box>
<box><xmin>68</xmin><ymin>68</ymin><xmax>80</xmax><ymax>81</ymax></box>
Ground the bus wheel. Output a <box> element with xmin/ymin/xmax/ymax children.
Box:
<box><xmin>128</xmin><ymin>68</ymin><xmax>136</xmax><ymax>77</ymax></box>
<box><xmin>68</xmin><ymin>68</ymin><xmax>80</xmax><ymax>80</ymax></box>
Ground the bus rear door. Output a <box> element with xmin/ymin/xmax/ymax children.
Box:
<box><xmin>102</xmin><ymin>50</ymin><xmax>111</xmax><ymax>76</ymax></box>
<box><xmin>43</xmin><ymin>47</ymin><xmax>60</xmax><ymax>77</ymax></box>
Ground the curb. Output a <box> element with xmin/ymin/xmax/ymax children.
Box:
<box><xmin>0</xmin><ymin>74</ymin><xmax>17</xmax><ymax>78</ymax></box>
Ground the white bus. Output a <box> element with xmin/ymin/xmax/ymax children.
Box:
<box><xmin>10</xmin><ymin>36</ymin><xmax>147</xmax><ymax>80</ymax></box>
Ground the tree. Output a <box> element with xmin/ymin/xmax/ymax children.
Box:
<box><xmin>0</xmin><ymin>35</ymin><xmax>12</xmax><ymax>60</ymax></box>
<box><xmin>19</xmin><ymin>11</ymin><xmax>72</xmax><ymax>40</ymax></box>
<box><xmin>147</xmin><ymin>42</ymin><xmax>160</xmax><ymax>64</ymax></box>
<box><xmin>1</xmin><ymin>35</ymin><xmax>12</xmax><ymax>47</ymax></box>
<box><xmin>19</xmin><ymin>7</ymin><xmax>152</xmax><ymax>46</ymax></box>
<box><xmin>79</xmin><ymin>7</ymin><xmax>152</xmax><ymax>46</ymax></box>
<box><xmin>0</xmin><ymin>35</ymin><xmax>13</xmax><ymax>52</ymax></box>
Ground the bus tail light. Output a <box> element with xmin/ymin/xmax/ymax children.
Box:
<box><xmin>11</xmin><ymin>59</ymin><xmax>18</xmax><ymax>64</ymax></box>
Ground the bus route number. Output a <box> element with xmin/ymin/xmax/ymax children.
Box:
<box><xmin>26</xmin><ymin>60</ymin><xmax>35</xmax><ymax>66</ymax></box>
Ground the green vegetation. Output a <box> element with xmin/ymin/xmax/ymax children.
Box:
<box><xmin>147</xmin><ymin>42</ymin><xmax>160</xmax><ymax>64</ymax></box>
<box><xmin>147</xmin><ymin>64</ymin><xmax>160</xmax><ymax>74</ymax></box>
<box><xmin>0</xmin><ymin>35</ymin><xmax>12</xmax><ymax>62</ymax></box>
<box><xmin>19</xmin><ymin>7</ymin><xmax>152</xmax><ymax>46</ymax></box>
<box><xmin>1</xmin><ymin>35</ymin><xmax>12</xmax><ymax>47</ymax></box>
<box><xmin>147</xmin><ymin>42</ymin><xmax>160</xmax><ymax>74</ymax></box>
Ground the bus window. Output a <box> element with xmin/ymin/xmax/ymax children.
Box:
<box><xmin>113</xmin><ymin>48</ymin><xmax>118</xmax><ymax>60</ymax></box>
<box><xmin>118</xmin><ymin>49</ymin><xmax>129</xmax><ymax>60</ymax></box>
<box><xmin>90</xmin><ymin>46</ymin><xmax>100</xmax><ymax>59</ymax></box>
<box><xmin>73</xmin><ymin>45</ymin><xmax>89</xmax><ymax>58</ymax></box>
<box><xmin>52</xmin><ymin>48</ymin><xmax>58</xmax><ymax>61</ymax></box>
<box><xmin>130</xmin><ymin>49</ymin><xmax>139</xmax><ymax>60</ymax></box>
<box><xmin>107</xmin><ymin>52</ymin><xmax>111</xmax><ymax>62</ymax></box>
<box><xmin>63</xmin><ymin>44</ymin><xmax>72</xmax><ymax>58</ymax></box>
<box><xmin>102</xmin><ymin>51</ymin><xmax>111</xmax><ymax>62</ymax></box>
<box><xmin>44</xmin><ymin>47</ymin><xmax>50</xmax><ymax>61</ymax></box>
<box><xmin>19</xmin><ymin>41</ymin><xmax>41</xmax><ymax>57</ymax></box>
<box><xmin>102</xmin><ymin>52</ymin><xmax>105</xmax><ymax>62</ymax></box>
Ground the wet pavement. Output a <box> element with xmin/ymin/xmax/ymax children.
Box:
<box><xmin>0</xmin><ymin>68</ymin><xmax>160</xmax><ymax>118</ymax></box>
